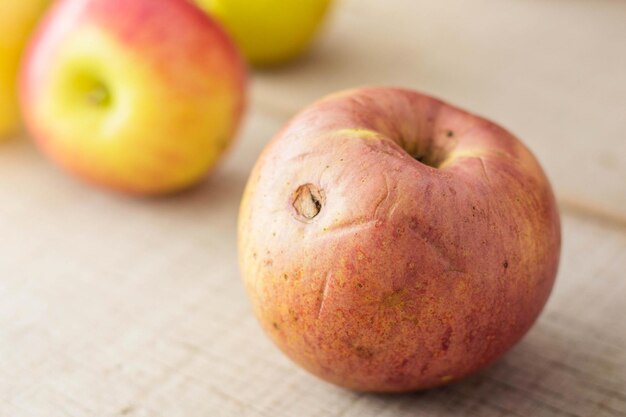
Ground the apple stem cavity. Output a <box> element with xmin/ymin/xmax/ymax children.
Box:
<box><xmin>85</xmin><ymin>83</ymin><xmax>110</xmax><ymax>107</ymax></box>
<box><xmin>293</xmin><ymin>183</ymin><xmax>324</xmax><ymax>221</ymax></box>
<box><xmin>407</xmin><ymin>135</ymin><xmax>457</xmax><ymax>169</ymax></box>
<box><xmin>411</xmin><ymin>151</ymin><xmax>440</xmax><ymax>169</ymax></box>
<box><xmin>402</xmin><ymin>138</ymin><xmax>443</xmax><ymax>169</ymax></box>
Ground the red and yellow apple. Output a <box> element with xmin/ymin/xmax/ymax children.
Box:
<box><xmin>238</xmin><ymin>87</ymin><xmax>561</xmax><ymax>392</ymax></box>
<box><xmin>20</xmin><ymin>0</ymin><xmax>246</xmax><ymax>195</ymax></box>
<box><xmin>0</xmin><ymin>0</ymin><xmax>51</xmax><ymax>138</ymax></box>
<box><xmin>195</xmin><ymin>0</ymin><xmax>333</xmax><ymax>67</ymax></box>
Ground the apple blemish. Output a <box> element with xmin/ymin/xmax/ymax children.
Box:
<box><xmin>292</xmin><ymin>183</ymin><xmax>324</xmax><ymax>221</ymax></box>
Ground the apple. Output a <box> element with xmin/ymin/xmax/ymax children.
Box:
<box><xmin>0</xmin><ymin>0</ymin><xmax>51</xmax><ymax>138</ymax></box>
<box><xmin>20</xmin><ymin>0</ymin><xmax>246</xmax><ymax>195</ymax></box>
<box><xmin>195</xmin><ymin>0</ymin><xmax>333</xmax><ymax>67</ymax></box>
<box><xmin>238</xmin><ymin>87</ymin><xmax>561</xmax><ymax>392</ymax></box>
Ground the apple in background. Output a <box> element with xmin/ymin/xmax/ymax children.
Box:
<box><xmin>239</xmin><ymin>87</ymin><xmax>561</xmax><ymax>392</ymax></box>
<box><xmin>0</xmin><ymin>0</ymin><xmax>51</xmax><ymax>138</ymax></box>
<box><xmin>195</xmin><ymin>0</ymin><xmax>333</xmax><ymax>67</ymax></box>
<box><xmin>20</xmin><ymin>0</ymin><xmax>246</xmax><ymax>195</ymax></box>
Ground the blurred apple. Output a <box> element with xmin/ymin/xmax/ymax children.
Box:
<box><xmin>20</xmin><ymin>0</ymin><xmax>246</xmax><ymax>195</ymax></box>
<box><xmin>0</xmin><ymin>0</ymin><xmax>51</xmax><ymax>138</ymax></box>
<box><xmin>196</xmin><ymin>0</ymin><xmax>333</xmax><ymax>67</ymax></box>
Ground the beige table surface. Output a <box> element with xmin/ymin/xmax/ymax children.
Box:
<box><xmin>1</xmin><ymin>0</ymin><xmax>625</xmax><ymax>416</ymax></box>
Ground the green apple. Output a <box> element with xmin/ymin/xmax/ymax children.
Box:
<box><xmin>0</xmin><ymin>0</ymin><xmax>51</xmax><ymax>138</ymax></box>
<box><xmin>196</xmin><ymin>0</ymin><xmax>333</xmax><ymax>67</ymax></box>
<box><xmin>20</xmin><ymin>0</ymin><xmax>247</xmax><ymax>195</ymax></box>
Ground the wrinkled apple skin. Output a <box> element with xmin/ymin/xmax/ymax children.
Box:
<box><xmin>238</xmin><ymin>87</ymin><xmax>561</xmax><ymax>392</ymax></box>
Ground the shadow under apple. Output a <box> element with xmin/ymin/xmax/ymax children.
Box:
<box><xmin>349</xmin><ymin>311</ymin><xmax>623</xmax><ymax>417</ymax></box>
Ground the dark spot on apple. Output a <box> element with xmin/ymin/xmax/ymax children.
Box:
<box><xmin>355</xmin><ymin>346</ymin><xmax>374</xmax><ymax>359</ymax></box>
<box><xmin>282</xmin><ymin>273</ymin><xmax>289</xmax><ymax>281</ymax></box>
<box><xmin>356</xmin><ymin>282</ymin><xmax>364</xmax><ymax>288</ymax></box>
<box><xmin>503</xmin><ymin>260</ymin><xmax>509</xmax><ymax>269</ymax></box>
<box><xmin>272</xmin><ymin>322</ymin><xmax>280</xmax><ymax>330</ymax></box>
<box><xmin>292</xmin><ymin>183</ymin><xmax>325</xmax><ymax>221</ymax></box>
<box><xmin>441</xmin><ymin>326</ymin><xmax>453</xmax><ymax>351</ymax></box>
<box><xmin>446</xmin><ymin>130</ymin><xmax>454</xmax><ymax>137</ymax></box>
<box><xmin>287</xmin><ymin>308</ymin><xmax>299</xmax><ymax>322</ymax></box>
